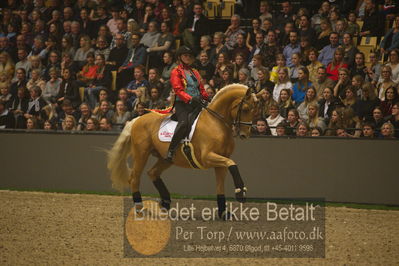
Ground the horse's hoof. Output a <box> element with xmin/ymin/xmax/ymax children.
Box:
<box><xmin>159</xmin><ymin>199</ymin><xmax>171</xmax><ymax>211</ymax></box>
<box><xmin>235</xmin><ymin>187</ymin><xmax>247</xmax><ymax>203</ymax></box>
<box><xmin>218</xmin><ymin>210</ymin><xmax>231</xmax><ymax>221</ymax></box>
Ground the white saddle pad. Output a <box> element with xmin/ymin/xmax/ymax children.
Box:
<box><xmin>158</xmin><ymin>113</ymin><xmax>201</xmax><ymax>142</ymax></box>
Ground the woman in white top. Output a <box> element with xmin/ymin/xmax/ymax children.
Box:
<box><xmin>43</xmin><ymin>67</ymin><xmax>62</xmax><ymax>104</ymax></box>
<box><xmin>266</xmin><ymin>103</ymin><xmax>285</xmax><ymax>136</ymax></box>
<box><xmin>383</xmin><ymin>49</ymin><xmax>399</xmax><ymax>84</ymax></box>
<box><xmin>273</xmin><ymin>67</ymin><xmax>292</xmax><ymax>102</ymax></box>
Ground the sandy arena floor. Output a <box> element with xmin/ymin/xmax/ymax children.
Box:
<box><xmin>0</xmin><ymin>190</ymin><xmax>398</xmax><ymax>265</ymax></box>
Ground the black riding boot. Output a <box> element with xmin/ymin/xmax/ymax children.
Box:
<box><xmin>165</xmin><ymin>121</ymin><xmax>188</xmax><ymax>162</ymax></box>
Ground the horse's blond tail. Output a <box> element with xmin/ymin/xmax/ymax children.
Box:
<box><xmin>107</xmin><ymin>118</ymin><xmax>138</xmax><ymax>191</ymax></box>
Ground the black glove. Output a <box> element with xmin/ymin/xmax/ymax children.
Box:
<box><xmin>190</xmin><ymin>96</ymin><xmax>202</xmax><ymax>107</ymax></box>
<box><xmin>200</xmin><ymin>99</ymin><xmax>208</xmax><ymax>107</ymax></box>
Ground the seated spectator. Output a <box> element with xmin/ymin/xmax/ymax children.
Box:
<box><xmin>292</xmin><ymin>67</ymin><xmax>312</xmax><ymax>105</ymax></box>
<box><xmin>246</xmin><ymin>18</ymin><xmax>265</xmax><ymax>51</ymax></box>
<box><xmin>85</xmin><ymin>54</ymin><xmax>112</xmax><ymax>109</ymax></box>
<box><xmin>57</xmin><ymin>68</ymin><xmax>80</xmax><ymax>109</ymax></box>
<box><xmin>289</xmin><ymin>53</ymin><xmax>304</xmax><ymax>82</ymax></box>
<box><xmin>148</xmin><ymin>88</ymin><xmax>166</xmax><ymax>109</ymax></box>
<box><xmin>270</xmin><ymin>53</ymin><xmax>289</xmax><ymax>84</ymax></box>
<box><xmin>318</xmin><ymin>32</ymin><xmax>339</xmax><ymax>66</ymax></box>
<box><xmin>214</xmin><ymin>69</ymin><xmax>234</xmax><ymax>91</ymax></box>
<box><xmin>275</xmin><ymin>122</ymin><xmax>287</xmax><ymax>136</ymax></box>
<box><xmin>297</xmin><ymin>87</ymin><xmax>318</xmax><ymax>120</ymax></box>
<box><xmin>26</xmin><ymin>69</ymin><xmax>46</xmax><ymax>92</ymax></box>
<box><xmin>77</xmin><ymin>52</ymin><xmax>98</xmax><ymax>87</ymax></box>
<box><xmin>147</xmin><ymin>21</ymin><xmax>174</xmax><ymax>68</ymax></box>
<box><xmin>259</xmin><ymin>1</ymin><xmax>273</xmax><ymax>24</ymax></box>
<box><xmin>210</xmin><ymin>32</ymin><xmax>228</xmax><ymax>66</ymax></box>
<box><xmin>377</xmin><ymin>66</ymin><xmax>397</xmax><ymax>100</ymax></box>
<box><xmin>365</xmin><ymin>51</ymin><xmax>382</xmax><ymax>86</ymax></box>
<box><xmin>60</xmin><ymin>53</ymin><xmax>79</xmax><ymax>76</ymax></box>
<box><xmin>148</xmin><ymin>68</ymin><xmax>164</xmax><ymax>97</ymax></box>
<box><xmin>10</xmin><ymin>68</ymin><xmax>28</xmax><ymax>98</ymax></box>
<box><xmin>380</xmin><ymin>87</ymin><xmax>399</xmax><ymax>117</ymax></box>
<box><xmin>197</xmin><ymin>35</ymin><xmax>213</xmax><ymax>62</ymax></box>
<box><xmin>43</xmin><ymin>120</ymin><xmax>56</xmax><ymax>131</ymax></box>
<box><xmin>307</xmin><ymin>48</ymin><xmax>323</xmax><ymax>84</ymax></box>
<box><xmin>99</xmin><ymin>117</ymin><xmax>113</xmax><ymax>131</ymax></box>
<box><xmin>117</xmin><ymin>88</ymin><xmax>134</xmax><ymax>112</ymax></box>
<box><xmin>295</xmin><ymin>121</ymin><xmax>310</xmax><ymax>137</ymax></box>
<box><xmin>85</xmin><ymin>117</ymin><xmax>99</xmax><ymax>131</ymax></box>
<box><xmin>315</xmin><ymin>18</ymin><xmax>332</xmax><ymax>50</ymax></box>
<box><xmin>283</xmin><ymin>31</ymin><xmax>300</xmax><ymax>68</ymax></box>
<box><xmin>318</xmin><ymin>87</ymin><xmax>343</xmax><ymax>124</ymax></box>
<box><xmin>112</xmin><ymin>100</ymin><xmax>131</xmax><ymax>130</ymax></box>
<box><xmin>356</xmin><ymin>82</ymin><xmax>380</xmax><ymax>121</ymax></box>
<box><xmin>278</xmin><ymin>89</ymin><xmax>295</xmax><ymax>119</ymax></box>
<box><xmin>210</xmin><ymin>52</ymin><xmax>232</xmax><ymax>88</ymax></box>
<box><xmin>73</xmin><ymin>35</ymin><xmax>95</xmax><ymax>69</ymax></box>
<box><xmin>140</xmin><ymin>21</ymin><xmax>161</xmax><ymax>49</ymax></box>
<box><xmin>266</xmin><ymin>103</ymin><xmax>285</xmax><ymax>136</ymax></box>
<box><xmin>43</xmin><ymin>51</ymin><xmax>61</xmax><ymax>81</ymax></box>
<box><xmin>351</xmin><ymin>52</ymin><xmax>367</xmax><ymax>79</ymax></box>
<box><xmin>346</xmin><ymin>11</ymin><xmax>360</xmax><ymax>37</ymax></box>
<box><xmin>384</xmin><ymin>49</ymin><xmax>399</xmax><ymax>84</ymax></box>
<box><xmin>93</xmin><ymin>100</ymin><xmax>114</xmax><ymax>121</ymax></box>
<box><xmin>13</xmin><ymin>49</ymin><xmax>30</xmax><ymax>82</ymax></box>
<box><xmin>273</xmin><ymin>67</ymin><xmax>292</xmax><ymax>102</ymax></box>
<box><xmin>231</xmin><ymin>33</ymin><xmax>250</xmax><ymax>63</ymax></box>
<box><xmin>0</xmin><ymin>52</ymin><xmax>15</xmax><ymax>82</ymax></box>
<box><xmin>380</xmin><ymin>122</ymin><xmax>396</xmax><ymax>139</ymax></box>
<box><xmin>131</xmin><ymin>101</ymin><xmax>149</xmax><ymax>119</ymax></box>
<box><xmin>333</xmin><ymin>68</ymin><xmax>351</xmax><ymax>100</ymax></box>
<box><xmin>0</xmin><ymin>75</ymin><xmax>11</xmax><ymax>105</ymax></box>
<box><xmin>369</xmin><ymin>106</ymin><xmax>385</xmax><ymax>133</ymax></box>
<box><xmin>237</xmin><ymin>68</ymin><xmax>255</xmax><ymax>89</ymax></box>
<box><xmin>306</xmin><ymin>103</ymin><xmax>326</xmax><ymax>133</ymax></box>
<box><xmin>160</xmin><ymin>51</ymin><xmax>178</xmax><ymax>96</ymax></box>
<box><xmin>0</xmin><ymin>100</ymin><xmax>15</xmax><ymax>129</ymax></box>
<box><xmin>262</xmin><ymin>30</ymin><xmax>281</xmax><ymax>70</ymax></box>
<box><xmin>26</xmin><ymin>117</ymin><xmax>38</xmax><ymax>130</ymax></box>
<box><xmin>342</xmin><ymin>33</ymin><xmax>359</xmax><ymax>69</ymax></box>
<box><xmin>117</xmin><ymin>33</ymin><xmax>147</xmax><ymax>89</ymax></box>
<box><xmin>342</xmin><ymin>86</ymin><xmax>359</xmax><ymax>113</ymax></box>
<box><xmin>256</xmin><ymin>89</ymin><xmax>276</xmax><ymax>120</ymax></box>
<box><xmin>361</xmin><ymin>122</ymin><xmax>375</xmax><ymax>138</ymax></box>
<box><xmin>299</xmin><ymin>15</ymin><xmax>317</xmax><ymax>47</ymax></box>
<box><xmin>9</xmin><ymin>87</ymin><xmax>29</xmax><ymax>128</ymax></box>
<box><xmin>171</xmin><ymin>6</ymin><xmax>187</xmax><ymax>40</ymax></box>
<box><xmin>94</xmin><ymin>36</ymin><xmax>111</xmax><ymax>61</ymax></box>
<box><xmin>194</xmin><ymin>51</ymin><xmax>215</xmax><ymax>86</ymax></box>
<box><xmin>27</xmin><ymin>55</ymin><xmax>44</xmax><ymax>79</ymax></box>
<box><xmin>61</xmin><ymin>36</ymin><xmax>75</xmax><ymax>58</ymax></box>
<box><xmin>360</xmin><ymin>0</ymin><xmax>384</xmax><ymax>37</ymax></box>
<box><xmin>126</xmin><ymin>65</ymin><xmax>149</xmax><ymax>102</ymax></box>
<box><xmin>254</xmin><ymin>67</ymin><xmax>274</xmax><ymax>96</ymax></box>
<box><xmin>252</xmin><ymin>118</ymin><xmax>272</xmax><ymax>136</ymax></box>
<box><xmin>231</xmin><ymin>53</ymin><xmax>247</xmax><ymax>82</ymax></box>
<box><xmin>310</xmin><ymin>126</ymin><xmax>323</xmax><ymax>137</ymax></box>
<box><xmin>249</xmin><ymin>54</ymin><xmax>264</xmax><ymax>81</ymax></box>
<box><xmin>43</xmin><ymin>67</ymin><xmax>62</xmax><ymax>104</ymax></box>
<box><xmin>24</xmin><ymin>86</ymin><xmax>47</xmax><ymax>125</ymax></box>
<box><xmin>380</xmin><ymin>15</ymin><xmax>399</xmax><ymax>58</ymax></box>
<box><xmin>76</xmin><ymin>103</ymin><xmax>92</xmax><ymax>131</ymax></box>
<box><xmin>62</xmin><ymin>114</ymin><xmax>77</xmax><ymax>131</ymax></box>
<box><xmin>326</xmin><ymin>48</ymin><xmax>348</xmax><ymax>82</ymax></box>
<box><xmin>386</xmin><ymin>102</ymin><xmax>399</xmax><ymax>138</ymax></box>
<box><xmin>224</xmin><ymin>14</ymin><xmax>245</xmax><ymax>51</ymax></box>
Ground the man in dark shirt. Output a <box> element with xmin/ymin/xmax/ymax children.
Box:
<box><xmin>107</xmin><ymin>33</ymin><xmax>129</xmax><ymax>71</ymax></box>
<box><xmin>299</xmin><ymin>15</ymin><xmax>317</xmax><ymax>46</ymax></box>
<box><xmin>183</xmin><ymin>3</ymin><xmax>210</xmax><ymax>52</ymax></box>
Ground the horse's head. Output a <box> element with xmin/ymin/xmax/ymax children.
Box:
<box><xmin>231</xmin><ymin>88</ymin><xmax>260</xmax><ymax>139</ymax></box>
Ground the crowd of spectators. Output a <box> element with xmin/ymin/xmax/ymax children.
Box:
<box><xmin>0</xmin><ymin>0</ymin><xmax>398</xmax><ymax>139</ymax></box>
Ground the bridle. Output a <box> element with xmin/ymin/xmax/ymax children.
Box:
<box><xmin>203</xmin><ymin>88</ymin><xmax>254</xmax><ymax>136</ymax></box>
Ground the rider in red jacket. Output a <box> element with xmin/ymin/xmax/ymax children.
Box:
<box><xmin>166</xmin><ymin>46</ymin><xmax>209</xmax><ymax>162</ymax></box>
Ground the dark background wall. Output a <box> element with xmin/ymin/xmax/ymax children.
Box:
<box><xmin>0</xmin><ymin>132</ymin><xmax>398</xmax><ymax>205</ymax></box>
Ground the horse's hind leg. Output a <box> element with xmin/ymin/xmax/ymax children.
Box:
<box><xmin>148</xmin><ymin>159</ymin><xmax>172</xmax><ymax>210</ymax></box>
<box><xmin>130</xmin><ymin>148</ymin><xmax>150</xmax><ymax>209</ymax></box>
<box><xmin>215</xmin><ymin>167</ymin><xmax>228</xmax><ymax>219</ymax></box>
<box><xmin>205</xmin><ymin>152</ymin><xmax>247</xmax><ymax>203</ymax></box>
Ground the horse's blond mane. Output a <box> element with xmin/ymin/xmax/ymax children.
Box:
<box><xmin>211</xmin><ymin>83</ymin><xmax>248</xmax><ymax>103</ymax></box>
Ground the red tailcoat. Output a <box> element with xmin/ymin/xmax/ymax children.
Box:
<box><xmin>170</xmin><ymin>64</ymin><xmax>209</xmax><ymax>103</ymax></box>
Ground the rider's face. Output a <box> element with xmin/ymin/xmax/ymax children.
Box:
<box><xmin>180</xmin><ymin>53</ymin><xmax>193</xmax><ymax>65</ymax></box>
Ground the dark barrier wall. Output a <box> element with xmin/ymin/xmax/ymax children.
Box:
<box><xmin>1</xmin><ymin>132</ymin><xmax>398</xmax><ymax>205</ymax></box>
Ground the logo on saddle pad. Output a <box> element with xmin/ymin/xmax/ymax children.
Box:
<box><xmin>158</xmin><ymin>115</ymin><xmax>201</xmax><ymax>142</ymax></box>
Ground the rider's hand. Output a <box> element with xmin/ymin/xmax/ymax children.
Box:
<box><xmin>190</xmin><ymin>96</ymin><xmax>202</xmax><ymax>107</ymax></box>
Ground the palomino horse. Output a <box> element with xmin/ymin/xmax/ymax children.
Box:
<box><xmin>107</xmin><ymin>84</ymin><xmax>259</xmax><ymax>218</ymax></box>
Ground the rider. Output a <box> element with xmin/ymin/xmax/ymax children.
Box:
<box><xmin>166</xmin><ymin>46</ymin><xmax>209</xmax><ymax>162</ymax></box>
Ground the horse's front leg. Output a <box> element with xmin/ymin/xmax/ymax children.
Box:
<box><xmin>215</xmin><ymin>167</ymin><xmax>228</xmax><ymax>220</ymax></box>
<box><xmin>206</xmin><ymin>152</ymin><xmax>247</xmax><ymax>203</ymax></box>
